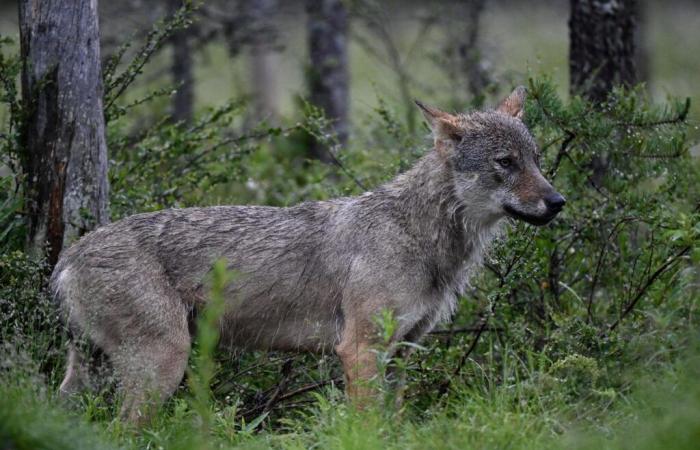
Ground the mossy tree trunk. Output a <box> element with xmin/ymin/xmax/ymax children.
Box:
<box><xmin>19</xmin><ymin>0</ymin><xmax>110</xmax><ymax>266</ymax></box>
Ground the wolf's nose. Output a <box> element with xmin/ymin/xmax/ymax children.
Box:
<box><xmin>544</xmin><ymin>193</ymin><xmax>566</xmax><ymax>211</ymax></box>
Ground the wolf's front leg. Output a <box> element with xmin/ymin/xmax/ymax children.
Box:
<box><xmin>335</xmin><ymin>317</ymin><xmax>380</xmax><ymax>407</ymax></box>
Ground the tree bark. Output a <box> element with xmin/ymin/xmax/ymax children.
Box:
<box><xmin>306</xmin><ymin>0</ymin><xmax>349</xmax><ymax>162</ymax></box>
<box><xmin>169</xmin><ymin>0</ymin><xmax>194</xmax><ymax>123</ymax></box>
<box><xmin>569</xmin><ymin>0</ymin><xmax>638</xmax><ymax>102</ymax></box>
<box><xmin>19</xmin><ymin>0</ymin><xmax>110</xmax><ymax>266</ymax></box>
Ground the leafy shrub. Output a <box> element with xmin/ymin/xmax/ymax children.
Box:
<box><xmin>0</xmin><ymin>251</ymin><xmax>64</xmax><ymax>382</ymax></box>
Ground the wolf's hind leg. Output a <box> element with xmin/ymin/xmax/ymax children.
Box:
<box><xmin>59</xmin><ymin>343</ymin><xmax>90</xmax><ymax>397</ymax></box>
<box><xmin>110</xmin><ymin>297</ymin><xmax>191</xmax><ymax>426</ymax></box>
<box><xmin>114</xmin><ymin>333</ymin><xmax>191</xmax><ymax>426</ymax></box>
<box><xmin>116</xmin><ymin>342</ymin><xmax>189</xmax><ymax>425</ymax></box>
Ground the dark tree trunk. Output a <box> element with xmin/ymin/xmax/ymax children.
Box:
<box><xmin>246</xmin><ymin>0</ymin><xmax>280</xmax><ymax>124</ymax></box>
<box><xmin>19</xmin><ymin>0</ymin><xmax>110</xmax><ymax>266</ymax></box>
<box><xmin>169</xmin><ymin>0</ymin><xmax>194</xmax><ymax>123</ymax></box>
<box><xmin>306</xmin><ymin>0</ymin><xmax>349</xmax><ymax>162</ymax></box>
<box><xmin>569</xmin><ymin>0</ymin><xmax>638</xmax><ymax>102</ymax></box>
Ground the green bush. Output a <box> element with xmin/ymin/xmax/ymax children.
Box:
<box><xmin>0</xmin><ymin>251</ymin><xmax>65</xmax><ymax>383</ymax></box>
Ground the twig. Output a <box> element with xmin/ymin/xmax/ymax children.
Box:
<box><xmin>607</xmin><ymin>245</ymin><xmax>690</xmax><ymax>333</ymax></box>
<box><xmin>239</xmin><ymin>375</ymin><xmax>341</xmax><ymax>421</ymax></box>
<box><xmin>275</xmin><ymin>376</ymin><xmax>341</xmax><ymax>403</ymax></box>
<box><xmin>484</xmin><ymin>262</ymin><xmax>504</xmax><ymax>284</ymax></box>
<box><xmin>428</xmin><ymin>326</ymin><xmax>502</xmax><ymax>336</ymax></box>
<box><xmin>175</xmin><ymin>124</ymin><xmax>301</xmax><ymax>179</ymax></box>
<box><xmin>587</xmin><ymin>216</ymin><xmax>639</xmax><ymax>323</ymax></box>
<box><xmin>322</xmin><ymin>143</ymin><xmax>367</xmax><ymax>191</ymax></box>
<box><xmin>547</xmin><ymin>131</ymin><xmax>575</xmax><ymax>178</ymax></box>
<box><xmin>436</xmin><ymin>316</ymin><xmax>489</xmax><ymax>397</ymax></box>
<box><xmin>104</xmin><ymin>3</ymin><xmax>195</xmax><ymax>114</ymax></box>
<box><xmin>213</xmin><ymin>355</ymin><xmax>297</xmax><ymax>396</ymax></box>
<box><xmin>260</xmin><ymin>359</ymin><xmax>294</xmax><ymax>415</ymax></box>
<box><xmin>614</xmin><ymin>97</ymin><xmax>690</xmax><ymax>128</ymax></box>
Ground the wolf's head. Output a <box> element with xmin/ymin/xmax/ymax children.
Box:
<box><xmin>416</xmin><ymin>87</ymin><xmax>565</xmax><ymax>226</ymax></box>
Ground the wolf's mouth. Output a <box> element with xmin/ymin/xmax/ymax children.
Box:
<box><xmin>503</xmin><ymin>204</ymin><xmax>559</xmax><ymax>226</ymax></box>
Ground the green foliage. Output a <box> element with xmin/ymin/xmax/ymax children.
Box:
<box><xmin>0</xmin><ymin>36</ymin><xmax>25</xmax><ymax>252</ymax></box>
<box><xmin>0</xmin><ymin>379</ymin><xmax>118</xmax><ymax>450</ymax></box>
<box><xmin>108</xmin><ymin>100</ymin><xmax>246</xmax><ymax>215</ymax></box>
<box><xmin>103</xmin><ymin>0</ymin><xmax>197</xmax><ymax>123</ymax></box>
<box><xmin>0</xmin><ymin>251</ymin><xmax>64</xmax><ymax>380</ymax></box>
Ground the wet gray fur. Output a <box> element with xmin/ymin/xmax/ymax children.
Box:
<box><xmin>51</xmin><ymin>87</ymin><xmax>563</xmax><ymax>422</ymax></box>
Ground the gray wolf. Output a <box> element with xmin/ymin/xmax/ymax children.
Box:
<box><xmin>51</xmin><ymin>87</ymin><xmax>565</xmax><ymax>423</ymax></box>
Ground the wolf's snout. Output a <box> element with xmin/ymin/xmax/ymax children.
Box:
<box><xmin>544</xmin><ymin>192</ymin><xmax>566</xmax><ymax>213</ymax></box>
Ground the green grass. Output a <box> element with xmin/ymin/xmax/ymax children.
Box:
<box><xmin>2</xmin><ymin>341</ymin><xmax>700</xmax><ymax>450</ymax></box>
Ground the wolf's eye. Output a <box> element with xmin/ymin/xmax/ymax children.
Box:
<box><xmin>496</xmin><ymin>157</ymin><xmax>513</xmax><ymax>168</ymax></box>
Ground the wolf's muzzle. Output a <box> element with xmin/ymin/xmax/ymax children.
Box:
<box><xmin>504</xmin><ymin>190</ymin><xmax>565</xmax><ymax>226</ymax></box>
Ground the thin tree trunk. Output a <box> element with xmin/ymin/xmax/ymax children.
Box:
<box><xmin>453</xmin><ymin>0</ymin><xmax>489</xmax><ymax>106</ymax></box>
<box><xmin>306</xmin><ymin>0</ymin><xmax>349</xmax><ymax>162</ymax></box>
<box><xmin>19</xmin><ymin>0</ymin><xmax>110</xmax><ymax>266</ymax></box>
<box><xmin>634</xmin><ymin>0</ymin><xmax>649</xmax><ymax>85</ymax></box>
<box><xmin>247</xmin><ymin>0</ymin><xmax>280</xmax><ymax>124</ymax></box>
<box><xmin>169</xmin><ymin>0</ymin><xmax>194</xmax><ymax>123</ymax></box>
<box><xmin>569</xmin><ymin>0</ymin><xmax>638</xmax><ymax>102</ymax></box>
<box><xmin>251</xmin><ymin>50</ymin><xmax>280</xmax><ymax>122</ymax></box>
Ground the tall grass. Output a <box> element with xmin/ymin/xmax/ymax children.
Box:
<box><xmin>3</xmin><ymin>338</ymin><xmax>700</xmax><ymax>449</ymax></box>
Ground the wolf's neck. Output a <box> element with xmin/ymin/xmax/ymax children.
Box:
<box><xmin>384</xmin><ymin>151</ymin><xmax>501</xmax><ymax>266</ymax></box>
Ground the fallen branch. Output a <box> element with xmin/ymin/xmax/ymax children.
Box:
<box><xmin>428</xmin><ymin>326</ymin><xmax>502</xmax><ymax>336</ymax></box>
<box><xmin>239</xmin><ymin>375</ymin><xmax>341</xmax><ymax>421</ymax></box>
<box><xmin>436</xmin><ymin>316</ymin><xmax>489</xmax><ymax>397</ymax></box>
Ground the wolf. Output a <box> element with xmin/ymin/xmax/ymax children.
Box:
<box><xmin>51</xmin><ymin>87</ymin><xmax>565</xmax><ymax>423</ymax></box>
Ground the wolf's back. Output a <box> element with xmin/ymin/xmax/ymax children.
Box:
<box><xmin>51</xmin><ymin>203</ymin><xmax>353</xmax><ymax>353</ymax></box>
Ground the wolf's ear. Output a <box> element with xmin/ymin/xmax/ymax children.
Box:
<box><xmin>496</xmin><ymin>86</ymin><xmax>527</xmax><ymax>120</ymax></box>
<box><xmin>415</xmin><ymin>100</ymin><xmax>463</xmax><ymax>143</ymax></box>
